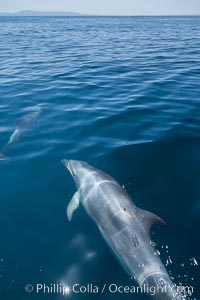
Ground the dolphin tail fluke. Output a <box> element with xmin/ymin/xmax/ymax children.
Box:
<box><xmin>0</xmin><ymin>152</ymin><xmax>10</xmax><ymax>161</ymax></box>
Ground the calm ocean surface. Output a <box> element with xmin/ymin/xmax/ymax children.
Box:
<box><xmin>0</xmin><ymin>16</ymin><xmax>200</xmax><ymax>299</ymax></box>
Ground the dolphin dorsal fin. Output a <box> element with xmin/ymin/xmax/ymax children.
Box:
<box><xmin>67</xmin><ymin>190</ymin><xmax>80</xmax><ymax>221</ymax></box>
<box><xmin>140</xmin><ymin>209</ymin><xmax>166</xmax><ymax>230</ymax></box>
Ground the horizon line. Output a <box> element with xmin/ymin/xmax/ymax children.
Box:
<box><xmin>0</xmin><ymin>10</ymin><xmax>200</xmax><ymax>17</ymax></box>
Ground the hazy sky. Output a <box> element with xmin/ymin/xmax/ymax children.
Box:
<box><xmin>1</xmin><ymin>0</ymin><xmax>200</xmax><ymax>15</ymax></box>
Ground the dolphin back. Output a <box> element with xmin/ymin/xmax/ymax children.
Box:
<box><xmin>16</xmin><ymin>107</ymin><xmax>42</xmax><ymax>129</ymax></box>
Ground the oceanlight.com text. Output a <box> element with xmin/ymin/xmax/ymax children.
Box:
<box><xmin>25</xmin><ymin>282</ymin><xmax>194</xmax><ymax>297</ymax></box>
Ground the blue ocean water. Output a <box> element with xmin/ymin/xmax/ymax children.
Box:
<box><xmin>0</xmin><ymin>16</ymin><xmax>200</xmax><ymax>299</ymax></box>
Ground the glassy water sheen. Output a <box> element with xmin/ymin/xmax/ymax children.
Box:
<box><xmin>0</xmin><ymin>16</ymin><xmax>200</xmax><ymax>299</ymax></box>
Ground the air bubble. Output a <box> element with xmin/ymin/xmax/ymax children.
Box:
<box><xmin>190</xmin><ymin>257</ymin><xmax>198</xmax><ymax>266</ymax></box>
<box><xmin>150</xmin><ymin>240</ymin><xmax>157</xmax><ymax>247</ymax></box>
<box><xmin>180</xmin><ymin>263</ymin><xmax>184</xmax><ymax>267</ymax></box>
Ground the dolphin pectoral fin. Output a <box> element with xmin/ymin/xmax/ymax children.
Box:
<box><xmin>140</xmin><ymin>209</ymin><xmax>166</xmax><ymax>230</ymax></box>
<box><xmin>66</xmin><ymin>191</ymin><xmax>80</xmax><ymax>221</ymax></box>
<box><xmin>0</xmin><ymin>153</ymin><xmax>10</xmax><ymax>161</ymax></box>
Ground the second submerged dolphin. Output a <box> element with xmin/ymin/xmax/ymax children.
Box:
<box><xmin>62</xmin><ymin>159</ymin><xmax>187</xmax><ymax>300</ymax></box>
<box><xmin>0</xmin><ymin>105</ymin><xmax>43</xmax><ymax>160</ymax></box>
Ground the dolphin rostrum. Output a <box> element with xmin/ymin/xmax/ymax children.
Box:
<box><xmin>0</xmin><ymin>105</ymin><xmax>43</xmax><ymax>160</ymax></box>
<box><xmin>62</xmin><ymin>159</ymin><xmax>188</xmax><ymax>300</ymax></box>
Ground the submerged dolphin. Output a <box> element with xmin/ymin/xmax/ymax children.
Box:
<box><xmin>62</xmin><ymin>160</ymin><xmax>187</xmax><ymax>300</ymax></box>
<box><xmin>0</xmin><ymin>105</ymin><xmax>43</xmax><ymax>160</ymax></box>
